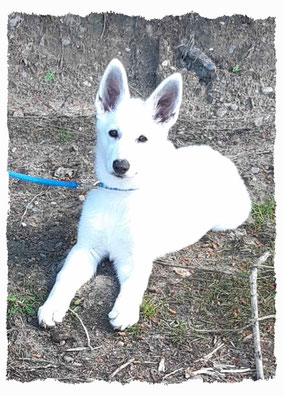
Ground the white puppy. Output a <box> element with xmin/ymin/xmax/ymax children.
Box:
<box><xmin>38</xmin><ymin>59</ymin><xmax>251</xmax><ymax>330</ymax></box>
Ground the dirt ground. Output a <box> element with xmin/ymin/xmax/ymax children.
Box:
<box><xmin>7</xmin><ymin>12</ymin><xmax>276</xmax><ymax>384</ymax></box>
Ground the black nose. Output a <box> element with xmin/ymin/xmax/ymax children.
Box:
<box><xmin>113</xmin><ymin>159</ymin><xmax>130</xmax><ymax>175</ymax></box>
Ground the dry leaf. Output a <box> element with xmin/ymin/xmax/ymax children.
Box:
<box><xmin>173</xmin><ymin>267</ymin><xmax>191</xmax><ymax>277</ymax></box>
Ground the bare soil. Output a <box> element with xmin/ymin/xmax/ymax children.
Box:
<box><xmin>7</xmin><ymin>12</ymin><xmax>276</xmax><ymax>384</ymax></box>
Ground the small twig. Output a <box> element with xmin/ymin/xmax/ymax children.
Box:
<box><xmin>191</xmin><ymin>367</ymin><xmax>222</xmax><ymax>378</ymax></box>
<box><xmin>68</xmin><ymin>309</ymin><xmax>94</xmax><ymax>351</ymax></box>
<box><xmin>109</xmin><ymin>358</ymin><xmax>135</xmax><ymax>379</ymax></box>
<box><xmin>65</xmin><ymin>346</ymin><xmax>102</xmax><ymax>352</ymax></box>
<box><xmin>20</xmin><ymin>189</ymin><xmax>46</xmax><ymax>226</ymax></box>
<box><xmin>129</xmin><ymin>84</ymin><xmax>144</xmax><ymax>97</ymax></box>
<box><xmin>252</xmin><ymin>251</ymin><xmax>271</xmax><ymax>268</ymax></box>
<box><xmin>188</xmin><ymin>314</ymin><xmax>275</xmax><ymax>334</ymax></box>
<box><xmin>100</xmin><ymin>13</ymin><xmax>106</xmax><ymax>40</ymax></box>
<box><xmin>155</xmin><ymin>259</ymin><xmax>247</xmax><ymax>278</ymax></box>
<box><xmin>195</xmin><ymin>342</ymin><xmax>224</xmax><ymax>362</ymax></box>
<box><xmin>220</xmin><ymin>367</ymin><xmax>253</xmax><ymax>374</ymax></box>
<box><xmin>249</xmin><ymin>252</ymin><xmax>270</xmax><ymax>380</ymax></box>
<box><xmin>25</xmin><ymin>364</ymin><xmax>58</xmax><ymax>371</ymax></box>
<box><xmin>162</xmin><ymin>367</ymin><xmax>184</xmax><ymax>380</ymax></box>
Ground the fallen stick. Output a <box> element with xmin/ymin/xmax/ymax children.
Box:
<box><xmin>109</xmin><ymin>358</ymin><xmax>135</xmax><ymax>379</ymax></box>
<box><xmin>249</xmin><ymin>251</ymin><xmax>270</xmax><ymax>380</ymax></box>
<box><xmin>195</xmin><ymin>342</ymin><xmax>224</xmax><ymax>362</ymax></box>
<box><xmin>68</xmin><ymin>308</ymin><xmax>94</xmax><ymax>351</ymax></box>
<box><xmin>162</xmin><ymin>367</ymin><xmax>184</xmax><ymax>380</ymax></box>
<box><xmin>188</xmin><ymin>314</ymin><xmax>275</xmax><ymax>334</ymax></box>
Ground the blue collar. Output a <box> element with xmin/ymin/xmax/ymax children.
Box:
<box><xmin>97</xmin><ymin>182</ymin><xmax>137</xmax><ymax>192</ymax></box>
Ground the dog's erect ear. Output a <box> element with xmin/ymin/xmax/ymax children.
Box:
<box><xmin>146</xmin><ymin>73</ymin><xmax>182</xmax><ymax>128</ymax></box>
<box><xmin>95</xmin><ymin>59</ymin><xmax>130</xmax><ymax>114</ymax></box>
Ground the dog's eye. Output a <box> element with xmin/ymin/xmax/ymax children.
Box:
<box><xmin>137</xmin><ymin>135</ymin><xmax>148</xmax><ymax>143</ymax></box>
<box><xmin>109</xmin><ymin>130</ymin><xmax>119</xmax><ymax>138</ymax></box>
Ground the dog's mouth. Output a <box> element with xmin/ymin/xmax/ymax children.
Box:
<box><xmin>112</xmin><ymin>173</ymin><xmax>125</xmax><ymax>179</ymax></box>
<box><xmin>111</xmin><ymin>172</ymin><xmax>138</xmax><ymax>179</ymax></box>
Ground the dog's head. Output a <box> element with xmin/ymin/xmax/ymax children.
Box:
<box><xmin>94</xmin><ymin>59</ymin><xmax>182</xmax><ymax>189</ymax></box>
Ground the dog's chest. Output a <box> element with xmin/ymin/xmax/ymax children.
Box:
<box><xmin>83</xmin><ymin>189</ymin><xmax>138</xmax><ymax>247</ymax></box>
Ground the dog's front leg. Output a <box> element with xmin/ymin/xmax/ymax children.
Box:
<box><xmin>38</xmin><ymin>245</ymin><xmax>100</xmax><ymax>328</ymax></box>
<box><xmin>109</xmin><ymin>255</ymin><xmax>153</xmax><ymax>330</ymax></box>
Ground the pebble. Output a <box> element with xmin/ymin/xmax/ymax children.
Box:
<box><xmin>228</xmin><ymin>44</ymin><xmax>236</xmax><ymax>54</ymax></box>
<box><xmin>225</xmin><ymin>103</ymin><xmax>238</xmax><ymax>111</ymax></box>
<box><xmin>216</xmin><ymin>108</ymin><xmax>227</xmax><ymax>117</ymax></box>
<box><xmin>62</xmin><ymin>38</ymin><xmax>71</xmax><ymax>46</ymax></box>
<box><xmin>117</xmin><ymin>341</ymin><xmax>125</xmax><ymax>347</ymax></box>
<box><xmin>78</xmin><ymin>195</ymin><xmax>85</xmax><ymax>202</ymax></box>
<box><xmin>229</xmin><ymin>103</ymin><xmax>238</xmax><ymax>111</ymax></box>
<box><xmin>9</xmin><ymin>15</ymin><xmax>22</xmax><ymax>29</ymax></box>
<box><xmin>161</xmin><ymin>60</ymin><xmax>169</xmax><ymax>67</ymax></box>
<box><xmin>254</xmin><ymin>117</ymin><xmax>263</xmax><ymax>127</ymax></box>
<box><xmin>263</xmin><ymin>114</ymin><xmax>271</xmax><ymax>121</ymax></box>
<box><xmin>261</xmin><ymin>86</ymin><xmax>273</xmax><ymax>95</ymax></box>
<box><xmin>251</xmin><ymin>167</ymin><xmax>260</xmax><ymax>174</ymax></box>
<box><xmin>63</xmin><ymin>355</ymin><xmax>73</xmax><ymax>363</ymax></box>
<box><xmin>125</xmin><ymin>47</ymin><xmax>131</xmax><ymax>52</ymax></box>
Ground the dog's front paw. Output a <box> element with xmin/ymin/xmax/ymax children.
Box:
<box><xmin>38</xmin><ymin>301</ymin><xmax>68</xmax><ymax>328</ymax></box>
<box><xmin>108</xmin><ymin>302</ymin><xmax>140</xmax><ymax>330</ymax></box>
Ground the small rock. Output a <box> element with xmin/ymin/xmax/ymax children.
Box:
<box><xmin>117</xmin><ymin>341</ymin><xmax>125</xmax><ymax>347</ymax></box>
<box><xmin>158</xmin><ymin>358</ymin><xmax>165</xmax><ymax>372</ymax></box>
<box><xmin>125</xmin><ymin>47</ymin><xmax>131</xmax><ymax>52</ymax></box>
<box><xmin>62</xmin><ymin>38</ymin><xmax>71</xmax><ymax>46</ymax></box>
<box><xmin>161</xmin><ymin>60</ymin><xmax>169</xmax><ymax>67</ymax></box>
<box><xmin>21</xmin><ymin>222</ymin><xmax>27</xmax><ymax>227</ymax></box>
<box><xmin>263</xmin><ymin>114</ymin><xmax>271</xmax><ymax>121</ymax></box>
<box><xmin>63</xmin><ymin>355</ymin><xmax>73</xmax><ymax>364</ymax></box>
<box><xmin>40</xmin><ymin>253</ymin><xmax>46</xmax><ymax>260</ymax></box>
<box><xmin>216</xmin><ymin>108</ymin><xmax>227</xmax><ymax>117</ymax></box>
<box><xmin>261</xmin><ymin>86</ymin><xmax>273</xmax><ymax>95</ymax></box>
<box><xmin>54</xmin><ymin>167</ymin><xmax>74</xmax><ymax>178</ymax></box>
<box><xmin>51</xmin><ymin>330</ymin><xmax>71</xmax><ymax>344</ymax></box>
<box><xmin>170</xmin><ymin>66</ymin><xmax>177</xmax><ymax>71</ymax></box>
<box><xmin>254</xmin><ymin>117</ymin><xmax>263</xmax><ymax>127</ymax></box>
<box><xmin>78</xmin><ymin>195</ymin><xmax>85</xmax><ymax>202</ymax></box>
<box><xmin>9</xmin><ymin>15</ymin><xmax>22</xmax><ymax>29</ymax></box>
<box><xmin>146</xmin><ymin>24</ymin><xmax>153</xmax><ymax>36</ymax></box>
<box><xmin>229</xmin><ymin>103</ymin><xmax>238</xmax><ymax>111</ymax></box>
<box><xmin>13</xmin><ymin>109</ymin><xmax>24</xmax><ymax>117</ymax></box>
<box><xmin>251</xmin><ymin>167</ymin><xmax>260</xmax><ymax>174</ymax></box>
<box><xmin>70</xmin><ymin>144</ymin><xmax>79</xmax><ymax>154</ymax></box>
<box><xmin>83</xmin><ymin>81</ymin><xmax>91</xmax><ymax>87</ymax></box>
<box><xmin>228</xmin><ymin>44</ymin><xmax>236</xmax><ymax>54</ymax></box>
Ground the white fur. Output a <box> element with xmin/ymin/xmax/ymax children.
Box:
<box><xmin>38</xmin><ymin>59</ymin><xmax>251</xmax><ymax>330</ymax></box>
